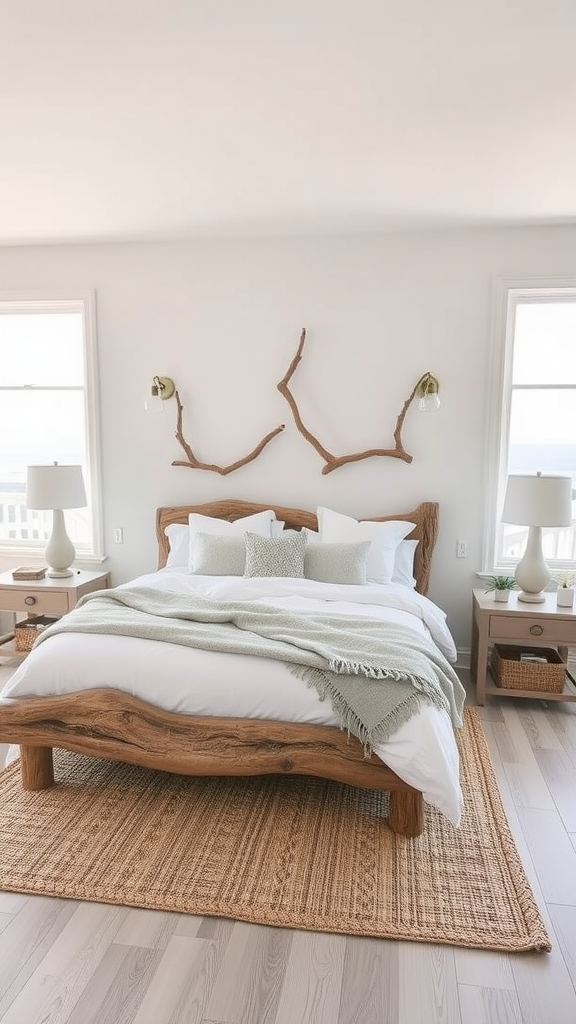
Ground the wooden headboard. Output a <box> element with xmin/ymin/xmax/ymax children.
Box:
<box><xmin>156</xmin><ymin>499</ymin><xmax>439</xmax><ymax>595</ymax></box>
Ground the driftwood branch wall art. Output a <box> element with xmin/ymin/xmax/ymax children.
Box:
<box><xmin>277</xmin><ymin>328</ymin><xmax>438</xmax><ymax>473</ymax></box>
<box><xmin>152</xmin><ymin>330</ymin><xmax>438</xmax><ymax>474</ymax></box>
<box><xmin>171</xmin><ymin>390</ymin><xmax>285</xmax><ymax>476</ymax></box>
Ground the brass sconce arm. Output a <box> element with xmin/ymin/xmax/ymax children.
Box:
<box><xmin>151</xmin><ymin>375</ymin><xmax>175</xmax><ymax>400</ymax></box>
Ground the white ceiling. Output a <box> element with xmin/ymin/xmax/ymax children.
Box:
<box><xmin>2</xmin><ymin>0</ymin><xmax>576</xmax><ymax>245</ymax></box>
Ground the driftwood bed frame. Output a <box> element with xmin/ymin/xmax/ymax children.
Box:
<box><xmin>0</xmin><ymin>499</ymin><xmax>439</xmax><ymax>838</ymax></box>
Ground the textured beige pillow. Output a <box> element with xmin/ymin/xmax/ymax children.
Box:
<box><xmin>244</xmin><ymin>531</ymin><xmax>307</xmax><ymax>578</ymax></box>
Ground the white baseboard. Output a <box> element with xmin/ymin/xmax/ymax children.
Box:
<box><xmin>455</xmin><ymin>648</ymin><xmax>470</xmax><ymax>670</ymax></box>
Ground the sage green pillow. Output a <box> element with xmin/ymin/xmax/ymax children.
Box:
<box><xmin>191</xmin><ymin>533</ymin><xmax>246</xmax><ymax>575</ymax></box>
<box><xmin>304</xmin><ymin>541</ymin><xmax>370</xmax><ymax>585</ymax></box>
<box><xmin>244</xmin><ymin>531</ymin><xmax>306</xmax><ymax>578</ymax></box>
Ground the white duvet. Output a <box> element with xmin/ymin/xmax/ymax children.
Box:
<box><xmin>1</xmin><ymin>569</ymin><xmax>464</xmax><ymax>825</ymax></box>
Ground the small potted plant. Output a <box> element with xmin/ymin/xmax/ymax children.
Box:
<box><xmin>553</xmin><ymin>572</ymin><xmax>576</xmax><ymax>608</ymax></box>
<box><xmin>484</xmin><ymin>575</ymin><xmax>517</xmax><ymax>603</ymax></box>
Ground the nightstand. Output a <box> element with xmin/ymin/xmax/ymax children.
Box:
<box><xmin>0</xmin><ymin>569</ymin><xmax>111</xmax><ymax>659</ymax></box>
<box><xmin>471</xmin><ymin>588</ymin><xmax>576</xmax><ymax>705</ymax></box>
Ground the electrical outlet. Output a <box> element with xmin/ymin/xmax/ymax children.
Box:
<box><xmin>113</xmin><ymin>528</ymin><xmax>124</xmax><ymax>544</ymax></box>
<box><xmin>456</xmin><ymin>540</ymin><xmax>467</xmax><ymax>558</ymax></box>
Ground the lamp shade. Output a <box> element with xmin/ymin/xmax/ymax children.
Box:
<box><xmin>26</xmin><ymin>464</ymin><xmax>87</xmax><ymax>510</ymax></box>
<box><xmin>501</xmin><ymin>473</ymin><xmax>573</xmax><ymax>528</ymax></box>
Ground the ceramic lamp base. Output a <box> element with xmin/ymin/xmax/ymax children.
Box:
<box><xmin>44</xmin><ymin>509</ymin><xmax>76</xmax><ymax>578</ymax></box>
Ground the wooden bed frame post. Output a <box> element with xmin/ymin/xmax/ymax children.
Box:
<box><xmin>20</xmin><ymin>745</ymin><xmax>54</xmax><ymax>790</ymax></box>
<box><xmin>389</xmin><ymin>789</ymin><xmax>423</xmax><ymax>837</ymax></box>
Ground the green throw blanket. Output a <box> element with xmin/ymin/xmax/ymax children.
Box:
<box><xmin>36</xmin><ymin>586</ymin><xmax>465</xmax><ymax>753</ymax></box>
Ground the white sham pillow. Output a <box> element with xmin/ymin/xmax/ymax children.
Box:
<box><xmin>317</xmin><ymin>507</ymin><xmax>415</xmax><ymax>584</ymax></box>
<box><xmin>164</xmin><ymin>523</ymin><xmax>190</xmax><ymax>567</ymax></box>
<box><xmin>166</xmin><ymin>512</ymin><xmax>280</xmax><ymax>567</ymax></box>
<box><xmin>188</xmin><ymin>510</ymin><xmax>275</xmax><ymax>571</ymax></box>
<box><xmin>392</xmin><ymin>539</ymin><xmax>418</xmax><ymax>589</ymax></box>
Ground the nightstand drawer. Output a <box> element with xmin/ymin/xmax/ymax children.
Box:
<box><xmin>0</xmin><ymin>589</ymin><xmax>69</xmax><ymax>616</ymax></box>
<box><xmin>490</xmin><ymin>614</ymin><xmax>576</xmax><ymax>643</ymax></box>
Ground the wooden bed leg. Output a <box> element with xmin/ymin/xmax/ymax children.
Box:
<box><xmin>389</xmin><ymin>790</ymin><xmax>424</xmax><ymax>837</ymax></box>
<box><xmin>20</xmin><ymin>745</ymin><xmax>54</xmax><ymax>790</ymax></box>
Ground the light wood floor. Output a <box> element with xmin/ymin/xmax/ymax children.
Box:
<box><xmin>1</xmin><ymin>660</ymin><xmax>576</xmax><ymax>1024</ymax></box>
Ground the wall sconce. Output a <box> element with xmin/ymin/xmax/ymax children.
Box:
<box><xmin>145</xmin><ymin>375</ymin><xmax>175</xmax><ymax>413</ymax></box>
<box><xmin>416</xmin><ymin>372</ymin><xmax>440</xmax><ymax>411</ymax></box>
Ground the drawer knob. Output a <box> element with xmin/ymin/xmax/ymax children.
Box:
<box><xmin>24</xmin><ymin>595</ymin><xmax>37</xmax><ymax>606</ymax></box>
<box><xmin>529</xmin><ymin>624</ymin><xmax>543</xmax><ymax>636</ymax></box>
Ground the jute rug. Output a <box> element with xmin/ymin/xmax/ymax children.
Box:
<box><xmin>0</xmin><ymin>708</ymin><xmax>550</xmax><ymax>952</ymax></box>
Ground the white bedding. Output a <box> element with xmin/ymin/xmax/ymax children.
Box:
<box><xmin>1</xmin><ymin>569</ymin><xmax>464</xmax><ymax>825</ymax></box>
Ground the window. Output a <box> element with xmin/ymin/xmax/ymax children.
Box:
<box><xmin>0</xmin><ymin>292</ymin><xmax>103</xmax><ymax>560</ymax></box>
<box><xmin>485</xmin><ymin>280</ymin><xmax>576</xmax><ymax>572</ymax></box>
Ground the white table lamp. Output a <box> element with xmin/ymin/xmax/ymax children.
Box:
<box><xmin>26</xmin><ymin>463</ymin><xmax>87</xmax><ymax>578</ymax></box>
<box><xmin>501</xmin><ymin>472</ymin><xmax>573</xmax><ymax>603</ymax></box>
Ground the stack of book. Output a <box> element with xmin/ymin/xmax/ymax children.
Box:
<box><xmin>11</xmin><ymin>566</ymin><xmax>47</xmax><ymax>581</ymax></box>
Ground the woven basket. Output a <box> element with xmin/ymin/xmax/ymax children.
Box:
<box><xmin>491</xmin><ymin>644</ymin><xmax>566</xmax><ymax>693</ymax></box>
<box><xmin>14</xmin><ymin>615</ymin><xmax>58</xmax><ymax>652</ymax></box>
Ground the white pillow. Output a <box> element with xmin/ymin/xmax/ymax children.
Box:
<box><xmin>392</xmin><ymin>539</ymin><xmax>418</xmax><ymax>589</ymax></box>
<box><xmin>166</xmin><ymin>512</ymin><xmax>281</xmax><ymax>567</ymax></box>
<box><xmin>317</xmin><ymin>507</ymin><xmax>415</xmax><ymax>584</ymax></box>
<box><xmin>164</xmin><ymin>523</ymin><xmax>190</xmax><ymax>567</ymax></box>
<box><xmin>188</xmin><ymin>510</ymin><xmax>275</xmax><ymax>571</ymax></box>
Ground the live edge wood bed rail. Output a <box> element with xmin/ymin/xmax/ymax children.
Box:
<box><xmin>0</xmin><ymin>499</ymin><xmax>439</xmax><ymax>839</ymax></box>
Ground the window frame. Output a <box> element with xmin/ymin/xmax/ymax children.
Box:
<box><xmin>483</xmin><ymin>275</ymin><xmax>576</xmax><ymax>574</ymax></box>
<box><xmin>0</xmin><ymin>289</ymin><xmax>105</xmax><ymax>563</ymax></box>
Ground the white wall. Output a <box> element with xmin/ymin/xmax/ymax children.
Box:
<box><xmin>1</xmin><ymin>225</ymin><xmax>575</xmax><ymax>653</ymax></box>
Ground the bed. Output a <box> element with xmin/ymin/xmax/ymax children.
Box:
<box><xmin>0</xmin><ymin>499</ymin><xmax>464</xmax><ymax>838</ymax></box>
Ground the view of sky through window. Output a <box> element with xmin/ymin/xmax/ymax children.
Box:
<box><xmin>0</xmin><ymin>309</ymin><xmax>90</xmax><ymax>546</ymax></box>
<box><xmin>501</xmin><ymin>300</ymin><xmax>576</xmax><ymax>563</ymax></box>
